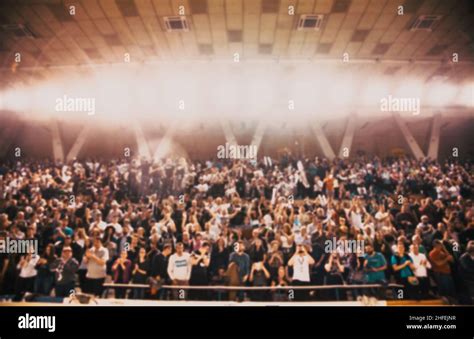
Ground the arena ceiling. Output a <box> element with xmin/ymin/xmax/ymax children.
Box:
<box><xmin>0</xmin><ymin>0</ymin><xmax>474</xmax><ymax>90</ymax></box>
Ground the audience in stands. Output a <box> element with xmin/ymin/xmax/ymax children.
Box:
<box><xmin>0</xmin><ymin>154</ymin><xmax>472</xmax><ymax>303</ymax></box>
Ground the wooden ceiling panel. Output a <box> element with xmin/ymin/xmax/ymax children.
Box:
<box><xmin>259</xmin><ymin>13</ymin><xmax>277</xmax><ymax>44</ymax></box>
<box><xmin>109</xmin><ymin>17</ymin><xmax>136</xmax><ymax>45</ymax></box>
<box><xmin>357</xmin><ymin>41</ymin><xmax>377</xmax><ymax>56</ymax></box>
<box><xmin>17</xmin><ymin>6</ymin><xmax>54</xmax><ymax>39</ymax></box>
<box><xmin>416</xmin><ymin>0</ymin><xmax>441</xmax><ymax>14</ymax></box>
<box><xmin>208</xmin><ymin>0</ymin><xmax>225</xmax><ymax>15</ymax></box>
<box><xmin>80</xmin><ymin>0</ymin><xmax>106</xmax><ymax>19</ymax></box>
<box><xmin>225</xmin><ymin>0</ymin><xmax>243</xmax><ymax>14</ymax></box>
<box><xmin>76</xmin><ymin>19</ymin><xmax>98</xmax><ymax>37</ymax></box>
<box><xmin>209</xmin><ymin>14</ymin><xmax>228</xmax><ymax>48</ymax></box>
<box><xmin>341</xmin><ymin>13</ymin><xmax>363</xmax><ymax>30</ymax></box>
<box><xmin>152</xmin><ymin>0</ymin><xmax>173</xmax><ymax>15</ymax></box>
<box><xmin>226</xmin><ymin>14</ymin><xmax>243</xmax><ymax>30</ymax></box>
<box><xmin>126</xmin><ymin>17</ymin><xmax>152</xmax><ymax>46</ymax></box>
<box><xmin>0</xmin><ymin>0</ymin><xmax>473</xmax><ymax>88</ymax></box>
<box><xmin>63</xmin><ymin>1</ymin><xmax>90</xmax><ymax>21</ymax></box>
<box><xmin>314</xmin><ymin>0</ymin><xmax>334</xmax><ymax>14</ymax></box>
<box><xmin>357</xmin><ymin>10</ymin><xmax>379</xmax><ymax>30</ymax></box>
<box><xmin>193</xmin><ymin>14</ymin><xmax>213</xmax><ymax>44</ymax></box>
<box><xmin>134</xmin><ymin>0</ymin><xmax>157</xmax><ymax>17</ymax></box>
<box><xmin>98</xmin><ymin>0</ymin><xmax>123</xmax><ymax>18</ymax></box>
<box><xmin>348</xmin><ymin>0</ymin><xmax>369</xmax><ymax>13</ymax></box>
<box><xmin>434</xmin><ymin>0</ymin><xmax>458</xmax><ymax>15</ymax></box>
<box><xmin>296</xmin><ymin>0</ymin><xmax>314</xmax><ymax>14</ymax></box>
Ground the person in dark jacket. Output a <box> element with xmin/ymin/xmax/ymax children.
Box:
<box><xmin>51</xmin><ymin>246</ymin><xmax>79</xmax><ymax>298</ymax></box>
<box><xmin>111</xmin><ymin>250</ymin><xmax>132</xmax><ymax>298</ymax></box>
<box><xmin>150</xmin><ymin>244</ymin><xmax>172</xmax><ymax>299</ymax></box>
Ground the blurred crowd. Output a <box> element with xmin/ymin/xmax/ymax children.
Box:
<box><xmin>0</xmin><ymin>154</ymin><xmax>472</xmax><ymax>303</ymax></box>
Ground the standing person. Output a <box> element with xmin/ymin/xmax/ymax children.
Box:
<box><xmin>249</xmin><ymin>261</ymin><xmax>271</xmax><ymax>301</ymax></box>
<box><xmin>112</xmin><ymin>250</ymin><xmax>132</xmax><ymax>299</ymax></box>
<box><xmin>429</xmin><ymin>239</ymin><xmax>456</xmax><ymax>299</ymax></box>
<box><xmin>131</xmin><ymin>247</ymin><xmax>149</xmax><ymax>299</ymax></box>
<box><xmin>34</xmin><ymin>244</ymin><xmax>57</xmax><ymax>296</ymax></box>
<box><xmin>225</xmin><ymin>262</ymin><xmax>242</xmax><ymax>301</ymax></box>
<box><xmin>51</xmin><ymin>246</ymin><xmax>79</xmax><ymax>298</ymax></box>
<box><xmin>167</xmin><ymin>242</ymin><xmax>192</xmax><ymax>300</ymax></box>
<box><xmin>391</xmin><ymin>243</ymin><xmax>418</xmax><ymax>300</ymax></box>
<box><xmin>409</xmin><ymin>243</ymin><xmax>431</xmax><ymax>299</ymax></box>
<box><xmin>209</xmin><ymin>237</ymin><xmax>229</xmax><ymax>277</ymax></box>
<box><xmin>288</xmin><ymin>244</ymin><xmax>315</xmax><ymax>300</ymax></box>
<box><xmin>267</xmin><ymin>240</ymin><xmax>284</xmax><ymax>281</ymax></box>
<box><xmin>324</xmin><ymin>252</ymin><xmax>345</xmax><ymax>300</ymax></box>
<box><xmin>84</xmin><ymin>238</ymin><xmax>109</xmax><ymax>297</ymax></box>
<box><xmin>229</xmin><ymin>241</ymin><xmax>250</xmax><ymax>301</ymax></box>
<box><xmin>363</xmin><ymin>243</ymin><xmax>387</xmax><ymax>298</ymax></box>
<box><xmin>190</xmin><ymin>242</ymin><xmax>211</xmax><ymax>300</ymax></box>
<box><xmin>150</xmin><ymin>244</ymin><xmax>172</xmax><ymax>299</ymax></box>
<box><xmin>458</xmin><ymin>241</ymin><xmax>474</xmax><ymax>304</ymax></box>
<box><xmin>271</xmin><ymin>265</ymin><xmax>290</xmax><ymax>301</ymax></box>
<box><xmin>16</xmin><ymin>251</ymin><xmax>40</xmax><ymax>296</ymax></box>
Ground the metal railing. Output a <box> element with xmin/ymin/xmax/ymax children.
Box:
<box><xmin>102</xmin><ymin>282</ymin><xmax>404</xmax><ymax>301</ymax></box>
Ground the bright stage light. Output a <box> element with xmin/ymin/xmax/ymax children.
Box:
<box><xmin>394</xmin><ymin>79</ymin><xmax>424</xmax><ymax>99</ymax></box>
<box><xmin>362</xmin><ymin>78</ymin><xmax>391</xmax><ymax>107</ymax></box>
<box><xmin>426</xmin><ymin>82</ymin><xmax>458</xmax><ymax>106</ymax></box>
<box><xmin>456</xmin><ymin>83</ymin><xmax>474</xmax><ymax>107</ymax></box>
<box><xmin>1</xmin><ymin>88</ymin><xmax>31</xmax><ymax>112</ymax></box>
<box><xmin>328</xmin><ymin>73</ymin><xmax>355</xmax><ymax>107</ymax></box>
<box><xmin>1</xmin><ymin>63</ymin><xmax>471</xmax><ymax>125</ymax></box>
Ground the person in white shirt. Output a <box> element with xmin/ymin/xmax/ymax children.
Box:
<box><xmin>84</xmin><ymin>238</ymin><xmax>109</xmax><ymax>297</ymax></box>
<box><xmin>167</xmin><ymin>242</ymin><xmax>192</xmax><ymax>299</ymax></box>
<box><xmin>89</xmin><ymin>212</ymin><xmax>107</xmax><ymax>236</ymax></box>
<box><xmin>374</xmin><ymin>205</ymin><xmax>390</xmax><ymax>229</ymax></box>
<box><xmin>16</xmin><ymin>252</ymin><xmax>40</xmax><ymax>295</ymax></box>
<box><xmin>288</xmin><ymin>244</ymin><xmax>314</xmax><ymax>300</ymax></box>
<box><xmin>107</xmin><ymin>214</ymin><xmax>123</xmax><ymax>236</ymax></box>
<box><xmin>409</xmin><ymin>243</ymin><xmax>432</xmax><ymax>299</ymax></box>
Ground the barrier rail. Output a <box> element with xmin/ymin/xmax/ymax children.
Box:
<box><xmin>104</xmin><ymin>283</ymin><xmax>403</xmax><ymax>290</ymax></box>
<box><xmin>103</xmin><ymin>282</ymin><xmax>404</xmax><ymax>301</ymax></box>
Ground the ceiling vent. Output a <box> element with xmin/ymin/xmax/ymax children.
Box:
<box><xmin>410</xmin><ymin>15</ymin><xmax>442</xmax><ymax>31</ymax></box>
<box><xmin>297</xmin><ymin>15</ymin><xmax>324</xmax><ymax>31</ymax></box>
<box><xmin>164</xmin><ymin>16</ymin><xmax>189</xmax><ymax>32</ymax></box>
<box><xmin>1</xmin><ymin>23</ymin><xmax>36</xmax><ymax>38</ymax></box>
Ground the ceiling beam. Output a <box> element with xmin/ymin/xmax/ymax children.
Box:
<box><xmin>250</xmin><ymin>121</ymin><xmax>267</xmax><ymax>156</ymax></box>
<box><xmin>338</xmin><ymin>114</ymin><xmax>357</xmax><ymax>158</ymax></box>
<box><xmin>66</xmin><ymin>125</ymin><xmax>90</xmax><ymax>162</ymax></box>
<box><xmin>133</xmin><ymin>121</ymin><xmax>151</xmax><ymax>159</ymax></box>
<box><xmin>50</xmin><ymin>118</ymin><xmax>64</xmax><ymax>163</ymax></box>
<box><xmin>393</xmin><ymin>113</ymin><xmax>425</xmax><ymax>160</ymax></box>
<box><xmin>310</xmin><ymin>120</ymin><xmax>336</xmax><ymax>160</ymax></box>
<box><xmin>427</xmin><ymin>113</ymin><xmax>442</xmax><ymax>161</ymax></box>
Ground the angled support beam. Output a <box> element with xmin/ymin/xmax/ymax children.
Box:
<box><xmin>311</xmin><ymin>121</ymin><xmax>336</xmax><ymax>160</ymax></box>
<box><xmin>154</xmin><ymin>121</ymin><xmax>178</xmax><ymax>159</ymax></box>
<box><xmin>393</xmin><ymin>113</ymin><xmax>425</xmax><ymax>159</ymax></box>
<box><xmin>250</xmin><ymin>121</ymin><xmax>267</xmax><ymax>154</ymax></box>
<box><xmin>220</xmin><ymin>119</ymin><xmax>238</xmax><ymax>145</ymax></box>
<box><xmin>133</xmin><ymin>122</ymin><xmax>151</xmax><ymax>159</ymax></box>
<box><xmin>427</xmin><ymin>113</ymin><xmax>442</xmax><ymax>161</ymax></box>
<box><xmin>220</xmin><ymin>119</ymin><xmax>244</xmax><ymax>158</ymax></box>
<box><xmin>66</xmin><ymin>126</ymin><xmax>90</xmax><ymax>162</ymax></box>
<box><xmin>338</xmin><ymin>114</ymin><xmax>357</xmax><ymax>158</ymax></box>
<box><xmin>50</xmin><ymin>119</ymin><xmax>65</xmax><ymax>163</ymax></box>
